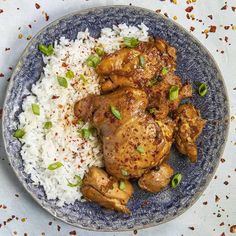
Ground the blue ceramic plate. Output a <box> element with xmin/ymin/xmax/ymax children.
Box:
<box><xmin>2</xmin><ymin>6</ymin><xmax>229</xmax><ymax>231</ymax></box>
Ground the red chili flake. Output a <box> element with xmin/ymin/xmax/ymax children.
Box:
<box><xmin>35</xmin><ymin>3</ymin><xmax>40</xmax><ymax>9</ymax></box>
<box><xmin>221</xmin><ymin>5</ymin><xmax>227</xmax><ymax>10</ymax></box>
<box><xmin>190</xmin><ymin>26</ymin><xmax>195</xmax><ymax>31</ymax></box>
<box><xmin>224</xmin><ymin>181</ymin><xmax>229</xmax><ymax>185</ymax></box>
<box><xmin>28</xmin><ymin>24</ymin><xmax>32</xmax><ymax>28</ymax></box>
<box><xmin>188</xmin><ymin>227</ymin><xmax>194</xmax><ymax>230</ymax></box>
<box><xmin>0</xmin><ymin>73</ymin><xmax>4</xmax><ymax>77</ymax></box>
<box><xmin>185</xmin><ymin>6</ymin><xmax>194</xmax><ymax>13</ymax></box>
<box><xmin>220</xmin><ymin>233</ymin><xmax>225</xmax><ymax>236</ymax></box>
<box><xmin>69</xmin><ymin>231</ymin><xmax>77</xmax><ymax>235</ymax></box>
<box><xmin>5</xmin><ymin>48</ymin><xmax>10</xmax><ymax>51</ymax></box>
<box><xmin>0</xmin><ymin>9</ymin><xmax>3</xmax><ymax>14</ymax></box>
<box><xmin>230</xmin><ymin>225</ymin><xmax>236</xmax><ymax>233</ymax></box>
<box><xmin>208</xmin><ymin>15</ymin><xmax>213</xmax><ymax>20</ymax></box>
<box><xmin>156</xmin><ymin>9</ymin><xmax>161</xmax><ymax>13</ymax></box>
<box><xmin>57</xmin><ymin>225</ymin><xmax>61</xmax><ymax>232</ymax></box>
<box><xmin>52</xmin><ymin>95</ymin><xmax>60</xmax><ymax>99</ymax></box>
<box><xmin>186</xmin><ymin>13</ymin><xmax>190</xmax><ymax>19</ymax></box>
<box><xmin>24</xmin><ymin>234</ymin><xmax>28</xmax><ymax>236</ymax></box>
<box><xmin>62</xmin><ymin>62</ymin><xmax>68</xmax><ymax>67</ymax></box>
<box><xmin>224</xmin><ymin>26</ymin><xmax>230</xmax><ymax>30</ymax></box>
<box><xmin>220</xmin><ymin>222</ymin><xmax>224</xmax><ymax>226</ymax></box>
<box><xmin>203</xmin><ymin>201</ymin><xmax>208</xmax><ymax>205</ymax></box>
<box><xmin>224</xmin><ymin>36</ymin><xmax>228</xmax><ymax>42</ymax></box>
<box><xmin>45</xmin><ymin>12</ymin><xmax>49</xmax><ymax>21</ymax></box>
<box><xmin>215</xmin><ymin>195</ymin><xmax>220</xmax><ymax>203</ymax></box>
<box><xmin>133</xmin><ymin>229</ymin><xmax>138</xmax><ymax>235</ymax></box>
<box><xmin>232</xmin><ymin>7</ymin><xmax>236</xmax><ymax>12</ymax></box>
<box><xmin>164</xmin><ymin>12</ymin><xmax>169</xmax><ymax>18</ymax></box>
<box><xmin>209</xmin><ymin>25</ymin><xmax>217</xmax><ymax>32</ymax></box>
<box><xmin>3</xmin><ymin>205</ymin><xmax>7</xmax><ymax>209</ymax></box>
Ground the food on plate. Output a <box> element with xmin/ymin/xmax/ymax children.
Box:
<box><xmin>15</xmin><ymin>23</ymin><xmax>205</xmax><ymax>212</ymax></box>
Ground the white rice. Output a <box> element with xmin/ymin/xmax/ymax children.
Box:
<box><xmin>18</xmin><ymin>23</ymin><xmax>149</xmax><ymax>206</ymax></box>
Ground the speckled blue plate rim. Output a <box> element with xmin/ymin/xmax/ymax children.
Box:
<box><xmin>2</xmin><ymin>5</ymin><xmax>230</xmax><ymax>232</ymax></box>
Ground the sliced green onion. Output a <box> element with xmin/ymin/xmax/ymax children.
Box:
<box><xmin>57</xmin><ymin>76</ymin><xmax>68</xmax><ymax>88</ymax></box>
<box><xmin>32</xmin><ymin>103</ymin><xmax>40</xmax><ymax>115</ymax></box>
<box><xmin>66</xmin><ymin>70</ymin><xmax>75</xmax><ymax>79</ymax></box>
<box><xmin>119</xmin><ymin>180</ymin><xmax>126</xmax><ymax>190</ymax></box>
<box><xmin>147</xmin><ymin>75</ymin><xmax>163</xmax><ymax>87</ymax></box>
<box><xmin>121</xmin><ymin>169</ymin><xmax>129</xmax><ymax>176</ymax></box>
<box><xmin>139</xmin><ymin>55</ymin><xmax>145</xmax><ymax>68</ymax></box>
<box><xmin>171</xmin><ymin>173</ymin><xmax>182</xmax><ymax>188</ymax></box>
<box><xmin>95</xmin><ymin>47</ymin><xmax>105</xmax><ymax>56</ymax></box>
<box><xmin>86</xmin><ymin>54</ymin><xmax>101</xmax><ymax>67</ymax></box>
<box><xmin>198</xmin><ymin>83</ymin><xmax>207</xmax><ymax>96</ymax></box>
<box><xmin>123</xmin><ymin>37</ymin><xmax>139</xmax><ymax>48</ymax></box>
<box><xmin>79</xmin><ymin>74</ymin><xmax>88</xmax><ymax>84</ymax></box>
<box><xmin>77</xmin><ymin>119</ymin><xmax>84</xmax><ymax>126</ymax></box>
<box><xmin>169</xmin><ymin>85</ymin><xmax>179</xmax><ymax>101</ymax></box>
<box><xmin>161</xmin><ymin>67</ymin><xmax>169</xmax><ymax>76</ymax></box>
<box><xmin>44</xmin><ymin>121</ymin><xmax>52</xmax><ymax>129</ymax></box>
<box><xmin>47</xmin><ymin>162</ymin><xmax>64</xmax><ymax>170</ymax></box>
<box><xmin>38</xmin><ymin>43</ymin><xmax>54</xmax><ymax>56</ymax></box>
<box><xmin>110</xmin><ymin>105</ymin><xmax>122</xmax><ymax>120</ymax></box>
<box><xmin>136</xmin><ymin>146</ymin><xmax>145</xmax><ymax>154</ymax></box>
<box><xmin>14</xmin><ymin>129</ymin><xmax>25</xmax><ymax>139</ymax></box>
<box><xmin>149</xmin><ymin>108</ymin><xmax>157</xmax><ymax>114</ymax></box>
<box><xmin>81</xmin><ymin>128</ymin><xmax>92</xmax><ymax>139</ymax></box>
<box><xmin>67</xmin><ymin>175</ymin><xmax>82</xmax><ymax>187</ymax></box>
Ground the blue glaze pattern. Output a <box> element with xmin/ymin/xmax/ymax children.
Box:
<box><xmin>2</xmin><ymin>6</ymin><xmax>229</xmax><ymax>231</ymax></box>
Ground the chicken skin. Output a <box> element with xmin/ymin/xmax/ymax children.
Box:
<box><xmin>174</xmin><ymin>104</ymin><xmax>205</xmax><ymax>162</ymax></box>
<box><xmin>75</xmin><ymin>87</ymin><xmax>167</xmax><ymax>179</ymax></box>
<box><xmin>81</xmin><ymin>166</ymin><xmax>133</xmax><ymax>213</ymax></box>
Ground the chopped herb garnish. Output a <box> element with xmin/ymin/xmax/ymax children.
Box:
<box><xmin>110</xmin><ymin>105</ymin><xmax>122</xmax><ymax>120</ymax></box>
<box><xmin>57</xmin><ymin>76</ymin><xmax>68</xmax><ymax>88</ymax></box>
<box><xmin>47</xmin><ymin>162</ymin><xmax>63</xmax><ymax>170</ymax></box>
<box><xmin>136</xmin><ymin>146</ymin><xmax>145</xmax><ymax>154</ymax></box>
<box><xmin>44</xmin><ymin>121</ymin><xmax>52</xmax><ymax>129</ymax></box>
<box><xmin>32</xmin><ymin>103</ymin><xmax>40</xmax><ymax>115</ymax></box>
<box><xmin>81</xmin><ymin>128</ymin><xmax>92</xmax><ymax>139</ymax></box>
<box><xmin>67</xmin><ymin>175</ymin><xmax>82</xmax><ymax>187</ymax></box>
<box><xmin>147</xmin><ymin>75</ymin><xmax>163</xmax><ymax>87</ymax></box>
<box><xmin>38</xmin><ymin>43</ymin><xmax>54</xmax><ymax>56</ymax></box>
<box><xmin>79</xmin><ymin>74</ymin><xmax>88</xmax><ymax>84</ymax></box>
<box><xmin>14</xmin><ymin>129</ymin><xmax>25</xmax><ymax>139</ymax></box>
<box><xmin>149</xmin><ymin>108</ymin><xmax>157</xmax><ymax>114</ymax></box>
<box><xmin>171</xmin><ymin>173</ymin><xmax>182</xmax><ymax>188</ymax></box>
<box><xmin>95</xmin><ymin>47</ymin><xmax>105</xmax><ymax>56</ymax></box>
<box><xmin>119</xmin><ymin>180</ymin><xmax>126</xmax><ymax>190</ymax></box>
<box><xmin>169</xmin><ymin>85</ymin><xmax>179</xmax><ymax>101</ymax></box>
<box><xmin>161</xmin><ymin>67</ymin><xmax>169</xmax><ymax>75</ymax></box>
<box><xmin>86</xmin><ymin>54</ymin><xmax>101</xmax><ymax>67</ymax></box>
<box><xmin>121</xmin><ymin>169</ymin><xmax>129</xmax><ymax>176</ymax></box>
<box><xmin>139</xmin><ymin>55</ymin><xmax>145</xmax><ymax>68</ymax></box>
<box><xmin>66</xmin><ymin>70</ymin><xmax>75</xmax><ymax>79</ymax></box>
<box><xmin>123</xmin><ymin>37</ymin><xmax>139</xmax><ymax>48</ymax></box>
<box><xmin>198</xmin><ymin>83</ymin><xmax>207</xmax><ymax>96</ymax></box>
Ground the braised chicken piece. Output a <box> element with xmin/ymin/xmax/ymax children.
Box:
<box><xmin>75</xmin><ymin>87</ymin><xmax>168</xmax><ymax>179</ymax></box>
<box><xmin>174</xmin><ymin>104</ymin><xmax>205</xmax><ymax>162</ymax></box>
<box><xmin>81</xmin><ymin>166</ymin><xmax>133</xmax><ymax>213</ymax></box>
<box><xmin>138</xmin><ymin>163</ymin><xmax>174</xmax><ymax>193</ymax></box>
<box><xmin>96</xmin><ymin>38</ymin><xmax>192</xmax><ymax>120</ymax></box>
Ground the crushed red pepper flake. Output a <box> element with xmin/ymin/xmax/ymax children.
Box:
<box><xmin>208</xmin><ymin>15</ymin><xmax>213</xmax><ymax>20</ymax></box>
<box><xmin>224</xmin><ymin>26</ymin><xmax>230</xmax><ymax>30</ymax></box>
<box><xmin>0</xmin><ymin>73</ymin><xmax>4</xmax><ymax>77</ymax></box>
<box><xmin>69</xmin><ymin>231</ymin><xmax>77</xmax><ymax>235</ymax></box>
<box><xmin>220</xmin><ymin>233</ymin><xmax>225</xmax><ymax>236</ymax></box>
<box><xmin>215</xmin><ymin>195</ymin><xmax>220</xmax><ymax>203</ymax></box>
<box><xmin>0</xmin><ymin>9</ymin><xmax>3</xmax><ymax>14</ymax></box>
<box><xmin>45</xmin><ymin>12</ymin><xmax>49</xmax><ymax>21</ymax></box>
<box><xmin>28</xmin><ymin>24</ymin><xmax>32</xmax><ymax>28</ymax></box>
<box><xmin>156</xmin><ymin>9</ymin><xmax>161</xmax><ymax>13</ymax></box>
<box><xmin>52</xmin><ymin>95</ymin><xmax>60</xmax><ymax>99</ymax></box>
<box><xmin>189</xmin><ymin>226</ymin><xmax>195</xmax><ymax>230</ymax></box>
<box><xmin>209</xmin><ymin>25</ymin><xmax>217</xmax><ymax>32</ymax></box>
<box><xmin>225</xmin><ymin>36</ymin><xmax>228</xmax><ymax>42</ymax></box>
<box><xmin>203</xmin><ymin>201</ymin><xmax>208</xmax><ymax>205</ymax></box>
<box><xmin>5</xmin><ymin>48</ymin><xmax>10</xmax><ymax>51</ymax></box>
<box><xmin>221</xmin><ymin>158</ymin><xmax>225</xmax><ymax>163</ymax></box>
<box><xmin>224</xmin><ymin>181</ymin><xmax>229</xmax><ymax>185</ymax></box>
<box><xmin>185</xmin><ymin>6</ymin><xmax>194</xmax><ymax>12</ymax></box>
<box><xmin>24</xmin><ymin>234</ymin><xmax>28</xmax><ymax>236</ymax></box>
<box><xmin>190</xmin><ymin>26</ymin><xmax>195</xmax><ymax>31</ymax></box>
<box><xmin>230</xmin><ymin>225</ymin><xmax>236</xmax><ymax>233</ymax></box>
<box><xmin>35</xmin><ymin>3</ymin><xmax>40</xmax><ymax>9</ymax></box>
<box><xmin>232</xmin><ymin>7</ymin><xmax>236</xmax><ymax>12</ymax></box>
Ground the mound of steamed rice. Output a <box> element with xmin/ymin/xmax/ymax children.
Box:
<box><xmin>18</xmin><ymin>23</ymin><xmax>149</xmax><ymax>206</ymax></box>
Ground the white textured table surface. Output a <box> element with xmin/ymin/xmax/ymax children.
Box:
<box><xmin>0</xmin><ymin>1</ymin><xmax>236</xmax><ymax>236</ymax></box>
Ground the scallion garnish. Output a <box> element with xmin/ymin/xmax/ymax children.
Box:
<box><xmin>44</xmin><ymin>121</ymin><xmax>52</xmax><ymax>129</ymax></box>
<box><xmin>123</xmin><ymin>37</ymin><xmax>139</xmax><ymax>48</ymax></box>
<box><xmin>32</xmin><ymin>103</ymin><xmax>40</xmax><ymax>115</ymax></box>
<box><xmin>67</xmin><ymin>175</ymin><xmax>82</xmax><ymax>187</ymax></box>
<box><xmin>86</xmin><ymin>54</ymin><xmax>101</xmax><ymax>67</ymax></box>
<box><xmin>79</xmin><ymin>74</ymin><xmax>88</xmax><ymax>84</ymax></box>
<box><xmin>57</xmin><ymin>76</ymin><xmax>68</xmax><ymax>88</ymax></box>
<box><xmin>161</xmin><ymin>67</ymin><xmax>169</xmax><ymax>75</ymax></box>
<box><xmin>110</xmin><ymin>105</ymin><xmax>122</xmax><ymax>120</ymax></box>
<box><xmin>147</xmin><ymin>75</ymin><xmax>163</xmax><ymax>87</ymax></box>
<box><xmin>121</xmin><ymin>169</ymin><xmax>129</xmax><ymax>176</ymax></box>
<box><xmin>169</xmin><ymin>85</ymin><xmax>179</xmax><ymax>101</ymax></box>
<box><xmin>47</xmin><ymin>162</ymin><xmax>64</xmax><ymax>170</ymax></box>
<box><xmin>14</xmin><ymin>129</ymin><xmax>25</xmax><ymax>139</ymax></box>
<box><xmin>139</xmin><ymin>55</ymin><xmax>145</xmax><ymax>68</ymax></box>
<box><xmin>66</xmin><ymin>70</ymin><xmax>75</xmax><ymax>79</ymax></box>
<box><xmin>81</xmin><ymin>128</ymin><xmax>92</xmax><ymax>139</ymax></box>
<box><xmin>38</xmin><ymin>43</ymin><xmax>54</xmax><ymax>56</ymax></box>
<box><xmin>136</xmin><ymin>146</ymin><xmax>145</xmax><ymax>154</ymax></box>
<box><xmin>149</xmin><ymin>108</ymin><xmax>157</xmax><ymax>114</ymax></box>
<box><xmin>95</xmin><ymin>47</ymin><xmax>105</xmax><ymax>56</ymax></box>
<box><xmin>198</xmin><ymin>83</ymin><xmax>207</xmax><ymax>96</ymax></box>
<box><xmin>119</xmin><ymin>180</ymin><xmax>126</xmax><ymax>190</ymax></box>
<box><xmin>171</xmin><ymin>173</ymin><xmax>182</xmax><ymax>188</ymax></box>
